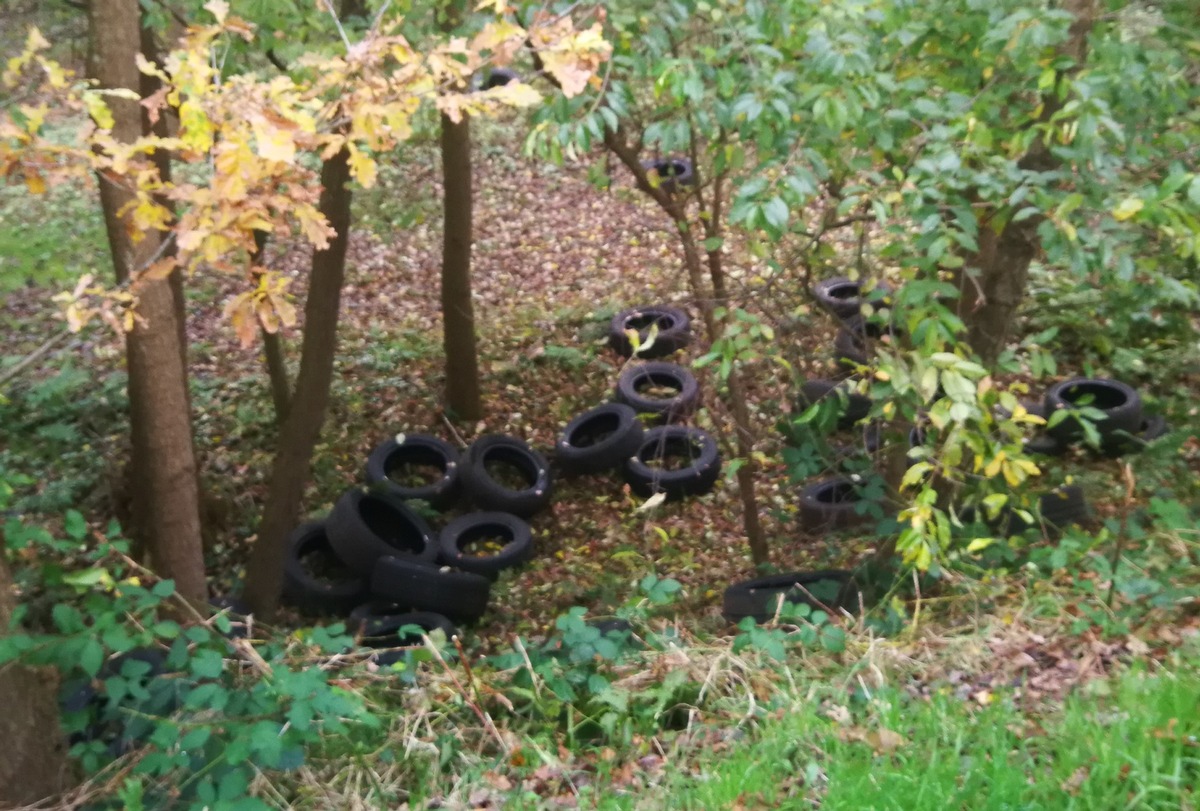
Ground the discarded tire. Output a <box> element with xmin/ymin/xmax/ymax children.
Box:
<box><xmin>365</xmin><ymin>433</ymin><xmax>461</xmax><ymax>511</ymax></box>
<box><xmin>722</xmin><ymin>570</ymin><xmax>860</xmax><ymax>625</ymax></box>
<box><xmin>460</xmin><ymin>435</ymin><xmax>553</xmax><ymax>518</ymax></box>
<box><xmin>615</xmin><ymin>361</ymin><xmax>700</xmax><ymax>423</ymax></box>
<box><xmin>356</xmin><ymin>610</ymin><xmax>457</xmax><ymax>647</ymax></box>
<box><xmin>481</xmin><ymin>67</ymin><xmax>517</xmax><ymax>89</ymax></box>
<box><xmin>608</xmin><ymin>305</ymin><xmax>692</xmax><ymax>358</ymax></box>
<box><xmin>833</xmin><ymin>327</ymin><xmax>870</xmax><ymax>370</ymax></box>
<box><xmin>622</xmin><ymin>425</ymin><xmax>721</xmax><ymax>501</ymax></box>
<box><xmin>282</xmin><ymin>521</ymin><xmax>371</xmax><ymax>616</ymax></box>
<box><xmin>326</xmin><ymin>489</ymin><xmax>439</xmax><ymax>576</ymax></box>
<box><xmin>1100</xmin><ymin>414</ymin><xmax>1170</xmax><ymax>457</ymax></box>
<box><xmin>1044</xmin><ymin>378</ymin><xmax>1142</xmax><ymax>445</ymax></box>
<box><xmin>1034</xmin><ymin>484</ymin><xmax>1090</xmax><ymax>531</ymax></box>
<box><xmin>557</xmin><ymin>403</ymin><xmax>645</xmax><ymax>476</ymax></box>
<box><xmin>438</xmin><ymin>512</ymin><xmax>534</xmax><ymax>577</ymax></box>
<box><xmin>640</xmin><ymin>157</ymin><xmax>695</xmax><ymax>194</ymax></box>
<box><xmin>799</xmin><ymin>477</ymin><xmax>876</xmax><ymax>531</ymax></box>
<box><xmin>797</xmin><ymin>378</ymin><xmax>871</xmax><ymax>430</ymax></box>
<box><xmin>370</xmin><ymin>556</ymin><xmax>491</xmax><ymax>623</ymax></box>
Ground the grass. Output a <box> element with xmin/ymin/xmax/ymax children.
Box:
<box><xmin>0</xmin><ymin>161</ymin><xmax>107</xmax><ymax>294</ymax></box>
<box><xmin>591</xmin><ymin>656</ymin><xmax>1200</xmax><ymax>810</ymax></box>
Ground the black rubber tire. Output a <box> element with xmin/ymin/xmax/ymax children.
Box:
<box><xmin>364</xmin><ymin>434</ymin><xmax>461</xmax><ymax>511</ymax></box>
<box><xmin>833</xmin><ymin>327</ymin><xmax>870</xmax><ymax>370</ymax></box>
<box><xmin>460</xmin><ymin>435</ymin><xmax>553</xmax><ymax>518</ymax></box>
<box><xmin>370</xmin><ymin>556</ymin><xmax>491</xmax><ymax>623</ymax></box>
<box><xmin>348</xmin><ymin>600</ymin><xmax>409</xmax><ymax>632</ymax></box>
<box><xmin>326</xmin><ymin>489</ymin><xmax>439</xmax><ymax>576</ymax></box>
<box><xmin>722</xmin><ymin>570</ymin><xmax>860</xmax><ymax>625</ymax></box>
<box><xmin>1036</xmin><ymin>484</ymin><xmax>1090</xmax><ymax>530</ymax></box>
<box><xmin>557</xmin><ymin>403</ymin><xmax>645</xmax><ymax>476</ymax></box>
<box><xmin>482</xmin><ymin>67</ymin><xmax>518</xmax><ymax>89</ymax></box>
<box><xmin>438</xmin><ymin>512</ymin><xmax>533</xmax><ymax>576</ymax></box>
<box><xmin>355</xmin><ymin>610</ymin><xmax>457</xmax><ymax>646</ymax></box>
<box><xmin>1099</xmin><ymin>414</ymin><xmax>1170</xmax><ymax>457</ymax></box>
<box><xmin>280</xmin><ymin>522</ymin><xmax>371</xmax><ymax>616</ymax></box>
<box><xmin>614</xmin><ymin>361</ymin><xmax>700</xmax><ymax>424</ymax></box>
<box><xmin>797</xmin><ymin>379</ymin><xmax>872</xmax><ymax>430</ymax></box>
<box><xmin>799</xmin><ymin>477</ymin><xmax>875</xmax><ymax>531</ymax></box>
<box><xmin>640</xmin><ymin>157</ymin><xmax>695</xmax><ymax>194</ymax></box>
<box><xmin>813</xmin><ymin>277</ymin><xmax>864</xmax><ymax>321</ymax></box>
<box><xmin>622</xmin><ymin>425</ymin><xmax>721</xmax><ymax>501</ymax></box>
<box><xmin>608</xmin><ymin>305</ymin><xmax>692</xmax><ymax>358</ymax></box>
<box><xmin>1044</xmin><ymin>378</ymin><xmax>1143</xmax><ymax>445</ymax></box>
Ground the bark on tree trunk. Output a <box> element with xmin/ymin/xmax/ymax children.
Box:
<box><xmin>91</xmin><ymin>0</ymin><xmax>207</xmax><ymax>601</ymax></box>
<box><xmin>251</xmin><ymin>230</ymin><xmax>292</xmax><ymax>424</ymax></box>
<box><xmin>0</xmin><ymin>550</ymin><xmax>73</xmax><ymax>804</ymax></box>
<box><xmin>244</xmin><ymin>150</ymin><xmax>352</xmax><ymax>620</ymax></box>
<box><xmin>440</xmin><ymin>0</ymin><xmax>483</xmax><ymax>422</ymax></box>
<box><xmin>957</xmin><ymin>0</ymin><xmax>1098</xmax><ymax>365</ymax></box>
<box><xmin>440</xmin><ymin>112</ymin><xmax>483</xmax><ymax>422</ymax></box>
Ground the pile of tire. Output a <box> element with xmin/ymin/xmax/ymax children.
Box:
<box><xmin>280</xmin><ymin>432</ymin><xmax>552</xmax><ymax>659</ymax></box>
<box><xmin>559</xmin><ymin>305</ymin><xmax>721</xmax><ymax>502</ymax></box>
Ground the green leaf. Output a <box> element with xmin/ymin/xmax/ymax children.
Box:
<box><xmin>63</xmin><ymin>567</ymin><xmax>111</xmax><ymax>588</ymax></box>
<box><xmin>64</xmin><ymin>510</ymin><xmax>88</xmax><ymax>541</ymax></box>
<box><xmin>190</xmin><ymin>648</ymin><xmax>225</xmax><ymax>680</ymax></box>
<box><xmin>80</xmin><ymin>638</ymin><xmax>104</xmax><ymax>677</ymax></box>
<box><xmin>819</xmin><ymin>626</ymin><xmax>846</xmax><ymax>653</ymax></box>
<box><xmin>762</xmin><ymin>197</ymin><xmax>789</xmax><ymax>230</ymax></box>
<box><xmin>703</xmin><ymin>236</ymin><xmax>724</xmax><ymax>251</ymax></box>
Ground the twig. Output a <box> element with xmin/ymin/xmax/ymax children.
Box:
<box><xmin>322</xmin><ymin>0</ymin><xmax>354</xmax><ymax>53</ymax></box>
<box><xmin>0</xmin><ymin>331</ymin><xmax>73</xmax><ymax>389</ymax></box>
<box><xmin>440</xmin><ymin>410</ymin><xmax>468</xmax><ymax>446</ymax></box>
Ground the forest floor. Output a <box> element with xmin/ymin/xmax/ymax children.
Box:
<box><xmin>2</xmin><ymin>7</ymin><xmax>1199</xmax><ymax>804</ymax></box>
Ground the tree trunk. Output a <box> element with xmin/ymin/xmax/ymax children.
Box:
<box><xmin>243</xmin><ymin>150</ymin><xmax>352</xmax><ymax>620</ymax></box>
<box><xmin>91</xmin><ymin>0</ymin><xmax>207</xmax><ymax>601</ymax></box>
<box><xmin>251</xmin><ymin>230</ymin><xmax>292</xmax><ymax>424</ymax></box>
<box><xmin>440</xmin><ymin>0</ymin><xmax>483</xmax><ymax>422</ymax></box>
<box><xmin>0</xmin><ymin>555</ymin><xmax>73</xmax><ymax>805</ymax></box>
<box><xmin>958</xmin><ymin>0</ymin><xmax>1099</xmax><ymax>365</ymax></box>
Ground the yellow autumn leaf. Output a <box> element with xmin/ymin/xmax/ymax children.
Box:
<box><xmin>347</xmin><ymin>145</ymin><xmax>377</xmax><ymax>188</ymax></box>
<box><xmin>1112</xmin><ymin>197</ymin><xmax>1144</xmax><ymax>221</ymax></box>
<box><xmin>984</xmin><ymin>451</ymin><xmax>1005</xmax><ymax>478</ymax></box>
<box><xmin>83</xmin><ymin>92</ymin><xmax>115</xmax><ymax>130</ymax></box>
<box><xmin>204</xmin><ymin>0</ymin><xmax>229</xmax><ymax>23</ymax></box>
<box><xmin>251</xmin><ymin>116</ymin><xmax>296</xmax><ymax>164</ymax></box>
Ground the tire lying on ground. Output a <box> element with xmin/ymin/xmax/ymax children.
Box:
<box><xmin>799</xmin><ymin>477</ymin><xmax>878</xmax><ymax>531</ymax></box>
<box><xmin>355</xmin><ymin>610</ymin><xmax>458</xmax><ymax>666</ymax></box>
<box><xmin>640</xmin><ymin>157</ymin><xmax>696</xmax><ymax>194</ymax></box>
<box><xmin>622</xmin><ymin>425</ymin><xmax>721</xmax><ymax>502</ymax></box>
<box><xmin>722</xmin><ymin>570</ymin><xmax>860</xmax><ymax>625</ymax></box>
<box><xmin>609</xmin><ymin>305</ymin><xmax>692</xmax><ymax>358</ymax></box>
<box><xmin>812</xmin><ymin>278</ymin><xmax>893</xmax><ymax>322</ymax></box>
<box><xmin>796</xmin><ymin>378</ymin><xmax>872</xmax><ymax>430</ymax></box>
<box><xmin>370</xmin><ymin>556</ymin><xmax>492</xmax><ymax>623</ymax></box>
<box><xmin>281</xmin><ymin>522</ymin><xmax>371</xmax><ymax>616</ymax></box>
<box><xmin>365</xmin><ymin>433</ymin><xmax>461</xmax><ymax>511</ymax></box>
<box><xmin>438</xmin><ymin>512</ymin><xmax>534</xmax><ymax>577</ymax></box>
<box><xmin>1044</xmin><ymin>378</ymin><xmax>1142</xmax><ymax>445</ymax></box>
<box><xmin>326</xmin><ymin>489</ymin><xmax>438</xmax><ymax>576</ymax></box>
<box><xmin>557</xmin><ymin>403</ymin><xmax>645</xmax><ymax>476</ymax></box>
<box><xmin>460</xmin><ymin>434</ymin><xmax>553</xmax><ymax>518</ymax></box>
<box><xmin>1099</xmin><ymin>414</ymin><xmax>1170</xmax><ymax>457</ymax></box>
<box><xmin>480</xmin><ymin>67</ymin><xmax>517</xmax><ymax>89</ymax></box>
<box><xmin>833</xmin><ymin>327</ymin><xmax>871</xmax><ymax>370</ymax></box>
<box><xmin>615</xmin><ymin>361</ymin><xmax>700</xmax><ymax>424</ymax></box>
<box><xmin>960</xmin><ymin>484</ymin><xmax>1090</xmax><ymax>537</ymax></box>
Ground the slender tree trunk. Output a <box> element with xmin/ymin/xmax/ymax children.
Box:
<box><xmin>958</xmin><ymin>0</ymin><xmax>1098</xmax><ymax>365</ymax></box>
<box><xmin>0</xmin><ymin>556</ymin><xmax>73</xmax><ymax>805</ymax></box>
<box><xmin>251</xmin><ymin>230</ymin><xmax>292</xmax><ymax>424</ymax></box>
<box><xmin>244</xmin><ymin>150</ymin><xmax>352</xmax><ymax>620</ymax></box>
<box><xmin>440</xmin><ymin>0</ymin><xmax>483</xmax><ymax>422</ymax></box>
<box><xmin>91</xmin><ymin>0</ymin><xmax>207</xmax><ymax>601</ymax></box>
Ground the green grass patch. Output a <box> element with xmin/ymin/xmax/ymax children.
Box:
<box><xmin>612</xmin><ymin>661</ymin><xmax>1199</xmax><ymax>810</ymax></box>
<box><xmin>0</xmin><ymin>172</ymin><xmax>107</xmax><ymax>292</ymax></box>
